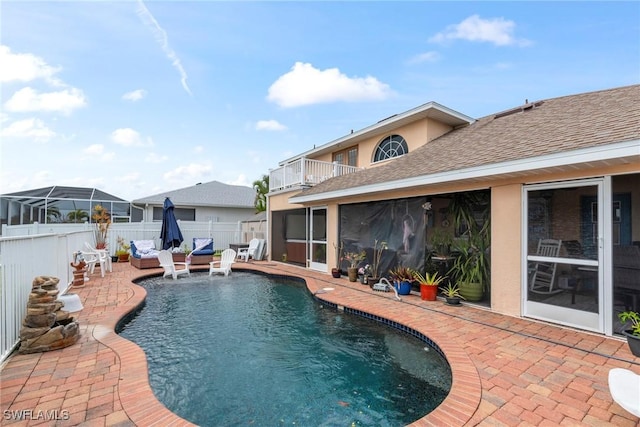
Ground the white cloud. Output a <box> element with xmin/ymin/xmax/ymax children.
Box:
<box><xmin>83</xmin><ymin>144</ymin><xmax>115</xmax><ymax>161</ymax></box>
<box><xmin>163</xmin><ymin>162</ymin><xmax>213</xmax><ymax>182</ymax></box>
<box><xmin>256</xmin><ymin>120</ymin><xmax>287</xmax><ymax>131</ymax></box>
<box><xmin>429</xmin><ymin>15</ymin><xmax>530</xmax><ymax>47</ymax></box>
<box><xmin>228</xmin><ymin>174</ymin><xmax>250</xmax><ymax>187</ymax></box>
<box><xmin>0</xmin><ymin>45</ymin><xmax>62</xmax><ymax>85</ymax></box>
<box><xmin>111</xmin><ymin>128</ymin><xmax>153</xmax><ymax>147</ymax></box>
<box><xmin>193</xmin><ymin>145</ymin><xmax>204</xmax><ymax>153</ymax></box>
<box><xmin>84</xmin><ymin>144</ymin><xmax>105</xmax><ymax>155</ymax></box>
<box><xmin>122</xmin><ymin>89</ymin><xmax>147</xmax><ymax>102</ymax></box>
<box><xmin>267</xmin><ymin>62</ymin><xmax>393</xmax><ymax>108</ymax></box>
<box><xmin>4</xmin><ymin>87</ymin><xmax>87</xmax><ymax>115</ymax></box>
<box><xmin>407</xmin><ymin>51</ymin><xmax>441</xmax><ymax>65</ymax></box>
<box><xmin>144</xmin><ymin>152</ymin><xmax>168</xmax><ymax>163</ymax></box>
<box><xmin>117</xmin><ymin>172</ymin><xmax>141</xmax><ymax>185</ymax></box>
<box><xmin>0</xmin><ymin>118</ymin><xmax>56</xmax><ymax>142</ymax></box>
<box><xmin>136</xmin><ymin>0</ymin><xmax>191</xmax><ymax>95</ymax></box>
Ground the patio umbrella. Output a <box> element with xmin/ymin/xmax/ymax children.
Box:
<box><xmin>160</xmin><ymin>197</ymin><xmax>184</xmax><ymax>250</ymax></box>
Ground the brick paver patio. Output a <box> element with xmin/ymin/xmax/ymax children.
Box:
<box><xmin>1</xmin><ymin>261</ymin><xmax>639</xmax><ymax>426</ymax></box>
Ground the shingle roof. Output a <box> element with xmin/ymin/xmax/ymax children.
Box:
<box><xmin>132</xmin><ymin>180</ymin><xmax>256</xmax><ymax>208</ymax></box>
<box><xmin>299</xmin><ymin>85</ymin><xmax>640</xmax><ymax>197</ymax></box>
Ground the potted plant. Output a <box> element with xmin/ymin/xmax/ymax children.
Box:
<box><xmin>388</xmin><ymin>266</ymin><xmax>414</xmax><ymax>295</ymax></box>
<box><xmin>367</xmin><ymin>239</ymin><xmax>387</xmax><ymax>285</ymax></box>
<box><xmin>414</xmin><ymin>270</ymin><xmax>445</xmax><ymax>301</ymax></box>
<box><xmin>343</xmin><ymin>251</ymin><xmax>366</xmax><ymax>282</ymax></box>
<box><xmin>91</xmin><ymin>204</ymin><xmax>111</xmax><ymax>250</ymax></box>
<box><xmin>448</xmin><ymin>229</ymin><xmax>489</xmax><ymax>302</ymax></box>
<box><xmin>358</xmin><ymin>265</ymin><xmax>372</xmax><ymax>284</ymax></box>
<box><xmin>446</xmin><ymin>192</ymin><xmax>491</xmax><ymax>301</ymax></box>
<box><xmin>440</xmin><ymin>282</ymin><xmax>465</xmax><ymax>305</ymax></box>
<box><xmin>332</xmin><ymin>241</ymin><xmax>344</xmax><ymax>277</ymax></box>
<box><xmin>115</xmin><ymin>236</ymin><xmax>130</xmax><ymax>262</ymax></box>
<box><xmin>618</xmin><ymin>310</ymin><xmax>640</xmax><ymax>357</ymax></box>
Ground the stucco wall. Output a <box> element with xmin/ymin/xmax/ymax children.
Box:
<box><xmin>491</xmin><ymin>184</ymin><xmax>523</xmax><ymax>317</ymax></box>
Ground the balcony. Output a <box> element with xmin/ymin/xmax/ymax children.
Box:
<box><xmin>269</xmin><ymin>158</ymin><xmax>363</xmax><ymax>192</ymax></box>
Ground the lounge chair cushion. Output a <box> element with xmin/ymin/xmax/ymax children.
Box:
<box><xmin>131</xmin><ymin>240</ymin><xmax>160</xmax><ymax>259</ymax></box>
<box><xmin>192</xmin><ymin>238</ymin><xmax>214</xmax><ymax>256</ymax></box>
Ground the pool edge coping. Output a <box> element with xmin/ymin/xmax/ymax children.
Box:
<box><xmin>101</xmin><ymin>265</ymin><xmax>481</xmax><ymax>426</ymax></box>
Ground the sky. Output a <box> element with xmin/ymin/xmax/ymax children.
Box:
<box><xmin>1</xmin><ymin>1</ymin><xmax>639</xmax><ymax>201</ymax></box>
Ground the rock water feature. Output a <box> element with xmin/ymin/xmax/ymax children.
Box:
<box><xmin>19</xmin><ymin>276</ymin><xmax>80</xmax><ymax>354</ymax></box>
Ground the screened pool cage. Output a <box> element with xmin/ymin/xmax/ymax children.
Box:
<box><xmin>0</xmin><ymin>186</ymin><xmax>142</xmax><ymax>230</ymax></box>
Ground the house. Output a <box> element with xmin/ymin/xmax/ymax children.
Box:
<box><xmin>131</xmin><ymin>180</ymin><xmax>257</xmax><ymax>223</ymax></box>
<box><xmin>267</xmin><ymin>84</ymin><xmax>640</xmax><ymax>338</ymax></box>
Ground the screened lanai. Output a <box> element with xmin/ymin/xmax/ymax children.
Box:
<box><xmin>0</xmin><ymin>186</ymin><xmax>141</xmax><ymax>228</ymax></box>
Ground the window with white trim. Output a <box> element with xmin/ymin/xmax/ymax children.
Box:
<box><xmin>373</xmin><ymin>135</ymin><xmax>408</xmax><ymax>162</ymax></box>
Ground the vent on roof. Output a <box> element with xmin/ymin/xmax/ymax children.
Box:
<box><xmin>494</xmin><ymin>100</ymin><xmax>544</xmax><ymax>119</ymax></box>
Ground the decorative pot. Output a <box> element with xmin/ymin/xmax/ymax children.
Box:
<box><xmin>622</xmin><ymin>330</ymin><xmax>640</xmax><ymax>357</ymax></box>
<box><xmin>347</xmin><ymin>267</ymin><xmax>358</xmax><ymax>282</ymax></box>
<box><xmin>367</xmin><ymin>277</ymin><xmax>380</xmax><ymax>287</ymax></box>
<box><xmin>394</xmin><ymin>280</ymin><xmax>413</xmax><ymax>295</ymax></box>
<box><xmin>445</xmin><ymin>296</ymin><xmax>462</xmax><ymax>306</ymax></box>
<box><xmin>118</xmin><ymin>254</ymin><xmax>130</xmax><ymax>263</ymax></box>
<box><xmin>420</xmin><ymin>284</ymin><xmax>438</xmax><ymax>301</ymax></box>
<box><xmin>331</xmin><ymin>268</ymin><xmax>341</xmax><ymax>278</ymax></box>
<box><xmin>458</xmin><ymin>282</ymin><xmax>483</xmax><ymax>302</ymax></box>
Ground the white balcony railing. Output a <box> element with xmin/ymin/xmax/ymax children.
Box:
<box><xmin>269</xmin><ymin>158</ymin><xmax>362</xmax><ymax>192</ymax></box>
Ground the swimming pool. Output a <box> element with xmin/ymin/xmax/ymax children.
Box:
<box><xmin>118</xmin><ymin>272</ymin><xmax>451</xmax><ymax>426</ymax></box>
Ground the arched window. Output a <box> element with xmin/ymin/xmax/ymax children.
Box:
<box><xmin>373</xmin><ymin>135</ymin><xmax>408</xmax><ymax>162</ymax></box>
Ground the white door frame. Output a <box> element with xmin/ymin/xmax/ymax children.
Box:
<box><xmin>308</xmin><ymin>206</ymin><xmax>327</xmax><ymax>272</ymax></box>
<box><xmin>522</xmin><ymin>178</ymin><xmax>609</xmax><ymax>333</ymax></box>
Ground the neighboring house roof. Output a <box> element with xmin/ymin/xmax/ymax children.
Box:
<box><xmin>133</xmin><ymin>180</ymin><xmax>256</xmax><ymax>208</ymax></box>
<box><xmin>279</xmin><ymin>101</ymin><xmax>474</xmax><ymax>165</ymax></box>
<box><xmin>291</xmin><ymin>85</ymin><xmax>640</xmax><ymax>203</ymax></box>
<box><xmin>242</xmin><ymin>211</ymin><xmax>266</xmax><ymax>222</ymax></box>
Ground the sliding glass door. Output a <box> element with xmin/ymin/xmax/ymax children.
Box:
<box><xmin>523</xmin><ymin>179</ymin><xmax>604</xmax><ymax>332</ymax></box>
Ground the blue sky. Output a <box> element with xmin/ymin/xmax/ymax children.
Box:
<box><xmin>2</xmin><ymin>1</ymin><xmax>639</xmax><ymax>201</ymax></box>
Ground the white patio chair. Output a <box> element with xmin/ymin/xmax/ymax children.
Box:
<box><xmin>608</xmin><ymin>368</ymin><xmax>640</xmax><ymax>417</ymax></box>
<box><xmin>237</xmin><ymin>238</ymin><xmax>260</xmax><ymax>262</ymax></box>
<box><xmin>83</xmin><ymin>242</ymin><xmax>111</xmax><ymax>277</ymax></box>
<box><xmin>158</xmin><ymin>249</ymin><xmax>190</xmax><ymax>280</ymax></box>
<box><xmin>209</xmin><ymin>249</ymin><xmax>236</xmax><ymax>276</ymax></box>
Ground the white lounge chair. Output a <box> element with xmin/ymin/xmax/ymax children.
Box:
<box><xmin>237</xmin><ymin>238</ymin><xmax>260</xmax><ymax>262</ymax></box>
<box><xmin>608</xmin><ymin>368</ymin><xmax>640</xmax><ymax>417</ymax></box>
<box><xmin>209</xmin><ymin>249</ymin><xmax>236</xmax><ymax>276</ymax></box>
<box><xmin>158</xmin><ymin>249</ymin><xmax>190</xmax><ymax>280</ymax></box>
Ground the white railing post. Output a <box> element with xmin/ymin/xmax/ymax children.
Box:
<box><xmin>301</xmin><ymin>157</ymin><xmax>306</xmax><ymax>186</ymax></box>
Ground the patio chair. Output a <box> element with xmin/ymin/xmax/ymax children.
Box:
<box><xmin>608</xmin><ymin>368</ymin><xmax>640</xmax><ymax>417</ymax></box>
<box><xmin>84</xmin><ymin>242</ymin><xmax>111</xmax><ymax>277</ymax></box>
<box><xmin>209</xmin><ymin>249</ymin><xmax>236</xmax><ymax>276</ymax></box>
<box><xmin>529</xmin><ymin>238</ymin><xmax>563</xmax><ymax>294</ymax></box>
<box><xmin>158</xmin><ymin>249</ymin><xmax>190</xmax><ymax>280</ymax></box>
<box><xmin>237</xmin><ymin>238</ymin><xmax>260</xmax><ymax>262</ymax></box>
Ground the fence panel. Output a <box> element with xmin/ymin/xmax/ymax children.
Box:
<box><xmin>0</xmin><ymin>231</ymin><xmax>93</xmax><ymax>363</ymax></box>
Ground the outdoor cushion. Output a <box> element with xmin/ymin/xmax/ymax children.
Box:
<box><xmin>192</xmin><ymin>238</ymin><xmax>214</xmax><ymax>255</ymax></box>
<box><xmin>131</xmin><ymin>240</ymin><xmax>160</xmax><ymax>259</ymax></box>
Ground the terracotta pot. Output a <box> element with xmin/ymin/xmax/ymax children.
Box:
<box><xmin>118</xmin><ymin>254</ymin><xmax>130</xmax><ymax>263</ymax></box>
<box><xmin>331</xmin><ymin>268</ymin><xmax>341</xmax><ymax>278</ymax></box>
<box><xmin>347</xmin><ymin>267</ymin><xmax>358</xmax><ymax>282</ymax></box>
<box><xmin>420</xmin><ymin>284</ymin><xmax>438</xmax><ymax>301</ymax></box>
<box><xmin>367</xmin><ymin>277</ymin><xmax>380</xmax><ymax>288</ymax></box>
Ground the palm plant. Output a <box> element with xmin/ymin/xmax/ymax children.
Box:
<box><xmin>252</xmin><ymin>174</ymin><xmax>269</xmax><ymax>212</ymax></box>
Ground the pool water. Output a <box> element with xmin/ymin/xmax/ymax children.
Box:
<box><xmin>118</xmin><ymin>272</ymin><xmax>451</xmax><ymax>426</ymax></box>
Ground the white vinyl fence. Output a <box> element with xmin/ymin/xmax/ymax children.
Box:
<box><xmin>0</xmin><ymin>221</ymin><xmax>266</xmax><ymax>364</ymax></box>
<box><xmin>0</xmin><ymin>231</ymin><xmax>92</xmax><ymax>363</ymax></box>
